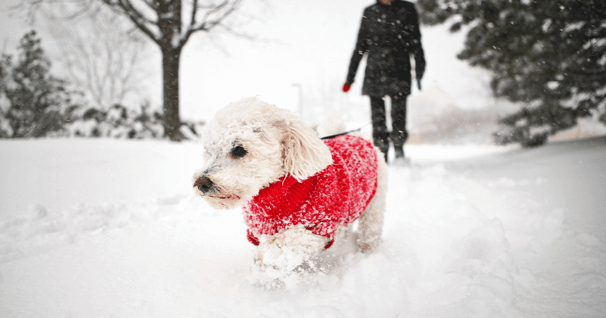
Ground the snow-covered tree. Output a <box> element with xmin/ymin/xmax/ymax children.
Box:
<box><xmin>0</xmin><ymin>31</ymin><xmax>78</xmax><ymax>138</ymax></box>
<box><xmin>18</xmin><ymin>0</ymin><xmax>247</xmax><ymax>141</ymax></box>
<box><xmin>100</xmin><ymin>0</ymin><xmax>248</xmax><ymax>141</ymax></box>
<box><xmin>417</xmin><ymin>0</ymin><xmax>606</xmax><ymax>147</ymax></box>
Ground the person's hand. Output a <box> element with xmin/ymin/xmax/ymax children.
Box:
<box><xmin>415</xmin><ymin>67</ymin><xmax>424</xmax><ymax>81</ymax></box>
<box><xmin>342</xmin><ymin>82</ymin><xmax>351</xmax><ymax>93</ymax></box>
<box><xmin>415</xmin><ymin>56</ymin><xmax>425</xmax><ymax>82</ymax></box>
<box><xmin>415</xmin><ymin>67</ymin><xmax>424</xmax><ymax>90</ymax></box>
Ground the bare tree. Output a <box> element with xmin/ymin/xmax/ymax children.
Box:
<box><xmin>102</xmin><ymin>0</ymin><xmax>245</xmax><ymax>140</ymax></box>
<box><xmin>43</xmin><ymin>6</ymin><xmax>149</xmax><ymax>108</ymax></box>
<box><xmin>18</xmin><ymin>0</ymin><xmax>247</xmax><ymax>140</ymax></box>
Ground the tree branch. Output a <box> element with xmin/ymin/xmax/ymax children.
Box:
<box><xmin>184</xmin><ymin>0</ymin><xmax>242</xmax><ymax>44</ymax></box>
<box><xmin>101</xmin><ymin>0</ymin><xmax>161</xmax><ymax>44</ymax></box>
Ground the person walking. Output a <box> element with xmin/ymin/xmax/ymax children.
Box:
<box><xmin>343</xmin><ymin>0</ymin><xmax>425</xmax><ymax>162</ymax></box>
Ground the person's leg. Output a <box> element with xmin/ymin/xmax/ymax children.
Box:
<box><xmin>390</xmin><ymin>94</ymin><xmax>408</xmax><ymax>158</ymax></box>
<box><xmin>370</xmin><ymin>96</ymin><xmax>389</xmax><ymax>162</ymax></box>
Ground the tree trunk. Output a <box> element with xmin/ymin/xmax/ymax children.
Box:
<box><xmin>161</xmin><ymin>46</ymin><xmax>182</xmax><ymax>141</ymax></box>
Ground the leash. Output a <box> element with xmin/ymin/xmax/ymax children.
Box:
<box><xmin>320</xmin><ymin>123</ymin><xmax>371</xmax><ymax>140</ymax></box>
<box><xmin>321</xmin><ymin>94</ymin><xmax>372</xmax><ymax>140</ymax></box>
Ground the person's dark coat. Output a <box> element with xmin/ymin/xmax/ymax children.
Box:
<box><xmin>346</xmin><ymin>0</ymin><xmax>426</xmax><ymax>97</ymax></box>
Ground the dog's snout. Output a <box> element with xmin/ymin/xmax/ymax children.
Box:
<box><xmin>194</xmin><ymin>175</ymin><xmax>214</xmax><ymax>193</ymax></box>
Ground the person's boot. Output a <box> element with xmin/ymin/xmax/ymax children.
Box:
<box><xmin>373</xmin><ymin>132</ymin><xmax>390</xmax><ymax>163</ymax></box>
<box><xmin>394</xmin><ymin>147</ymin><xmax>404</xmax><ymax>159</ymax></box>
<box><xmin>381</xmin><ymin>145</ymin><xmax>389</xmax><ymax>163</ymax></box>
<box><xmin>377</xmin><ymin>140</ymin><xmax>389</xmax><ymax>163</ymax></box>
<box><xmin>393</xmin><ymin>146</ymin><xmax>410</xmax><ymax>165</ymax></box>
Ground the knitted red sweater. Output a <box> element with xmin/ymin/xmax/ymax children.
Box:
<box><xmin>243</xmin><ymin>134</ymin><xmax>378</xmax><ymax>249</ymax></box>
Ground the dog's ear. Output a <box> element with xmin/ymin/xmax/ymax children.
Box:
<box><xmin>280</xmin><ymin>119</ymin><xmax>333</xmax><ymax>182</ymax></box>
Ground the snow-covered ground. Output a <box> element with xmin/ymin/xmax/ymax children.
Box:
<box><xmin>1</xmin><ymin>136</ymin><xmax>605</xmax><ymax>317</ymax></box>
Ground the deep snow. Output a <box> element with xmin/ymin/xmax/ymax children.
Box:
<box><xmin>1</xmin><ymin>136</ymin><xmax>605</xmax><ymax>317</ymax></box>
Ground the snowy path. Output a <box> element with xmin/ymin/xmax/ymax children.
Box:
<box><xmin>1</xmin><ymin>138</ymin><xmax>605</xmax><ymax>317</ymax></box>
<box><xmin>442</xmin><ymin>136</ymin><xmax>606</xmax><ymax>317</ymax></box>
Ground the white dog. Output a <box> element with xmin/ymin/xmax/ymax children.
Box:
<box><xmin>193</xmin><ymin>97</ymin><xmax>387</xmax><ymax>285</ymax></box>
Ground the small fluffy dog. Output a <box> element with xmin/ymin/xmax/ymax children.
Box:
<box><xmin>192</xmin><ymin>97</ymin><xmax>387</xmax><ymax>282</ymax></box>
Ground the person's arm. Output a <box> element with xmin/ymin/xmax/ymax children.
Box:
<box><xmin>344</xmin><ymin>11</ymin><xmax>370</xmax><ymax>90</ymax></box>
<box><xmin>409</xmin><ymin>4</ymin><xmax>426</xmax><ymax>83</ymax></box>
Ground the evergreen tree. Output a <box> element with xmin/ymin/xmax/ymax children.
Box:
<box><xmin>0</xmin><ymin>54</ymin><xmax>13</xmax><ymax>137</ymax></box>
<box><xmin>0</xmin><ymin>31</ymin><xmax>77</xmax><ymax>137</ymax></box>
<box><xmin>417</xmin><ymin>0</ymin><xmax>606</xmax><ymax>147</ymax></box>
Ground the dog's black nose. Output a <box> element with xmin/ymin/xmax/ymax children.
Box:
<box><xmin>194</xmin><ymin>176</ymin><xmax>214</xmax><ymax>193</ymax></box>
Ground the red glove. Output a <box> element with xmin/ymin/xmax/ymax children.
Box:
<box><xmin>342</xmin><ymin>82</ymin><xmax>351</xmax><ymax>92</ymax></box>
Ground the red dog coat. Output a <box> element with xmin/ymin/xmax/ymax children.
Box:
<box><xmin>243</xmin><ymin>134</ymin><xmax>379</xmax><ymax>249</ymax></box>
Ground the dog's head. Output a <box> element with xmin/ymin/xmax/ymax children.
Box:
<box><xmin>192</xmin><ymin>97</ymin><xmax>333</xmax><ymax>210</ymax></box>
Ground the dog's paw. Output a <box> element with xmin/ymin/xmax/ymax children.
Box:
<box><xmin>250</xmin><ymin>257</ymin><xmax>325</xmax><ymax>290</ymax></box>
<box><xmin>254</xmin><ymin>228</ymin><xmax>326</xmax><ymax>272</ymax></box>
<box><xmin>353</xmin><ymin>232</ymin><xmax>381</xmax><ymax>254</ymax></box>
<box><xmin>249</xmin><ymin>226</ymin><xmax>330</xmax><ymax>289</ymax></box>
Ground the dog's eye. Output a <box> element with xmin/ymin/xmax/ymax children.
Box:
<box><xmin>230</xmin><ymin>145</ymin><xmax>247</xmax><ymax>158</ymax></box>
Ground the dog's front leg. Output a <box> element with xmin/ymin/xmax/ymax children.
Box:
<box><xmin>253</xmin><ymin>225</ymin><xmax>329</xmax><ymax>284</ymax></box>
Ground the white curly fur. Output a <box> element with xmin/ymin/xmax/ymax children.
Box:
<box><xmin>193</xmin><ymin>97</ymin><xmax>333</xmax><ymax>210</ymax></box>
<box><xmin>192</xmin><ymin>97</ymin><xmax>387</xmax><ymax>284</ymax></box>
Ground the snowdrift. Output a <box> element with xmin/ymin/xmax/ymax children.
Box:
<box><xmin>1</xmin><ymin>137</ymin><xmax>605</xmax><ymax>317</ymax></box>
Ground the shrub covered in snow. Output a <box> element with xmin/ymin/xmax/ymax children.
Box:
<box><xmin>66</xmin><ymin>102</ymin><xmax>205</xmax><ymax>140</ymax></box>
<box><xmin>0</xmin><ymin>98</ymin><xmax>205</xmax><ymax>140</ymax></box>
<box><xmin>67</xmin><ymin>103</ymin><xmax>164</xmax><ymax>139</ymax></box>
<box><xmin>0</xmin><ymin>31</ymin><xmax>204</xmax><ymax>140</ymax></box>
<box><xmin>0</xmin><ymin>31</ymin><xmax>82</xmax><ymax>138</ymax></box>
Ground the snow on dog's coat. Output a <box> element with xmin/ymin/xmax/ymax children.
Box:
<box><xmin>244</xmin><ymin>134</ymin><xmax>378</xmax><ymax>249</ymax></box>
<box><xmin>192</xmin><ymin>97</ymin><xmax>387</xmax><ymax>285</ymax></box>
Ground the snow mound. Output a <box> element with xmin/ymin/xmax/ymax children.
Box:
<box><xmin>1</xmin><ymin>138</ymin><xmax>606</xmax><ymax>317</ymax></box>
